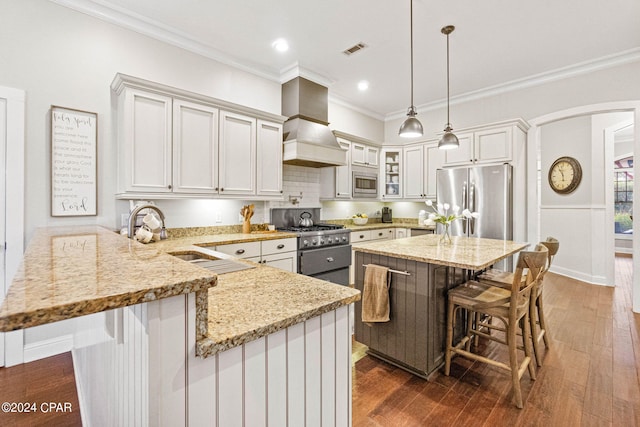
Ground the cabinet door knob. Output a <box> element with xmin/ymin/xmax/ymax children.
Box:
<box><xmin>168</xmin><ymin>185</ymin><xmax>172</xmax><ymax>189</ymax></box>
<box><xmin>220</xmin><ymin>188</ymin><xmax>224</xmax><ymax>191</ymax></box>
<box><xmin>235</xmin><ymin>249</ymin><xmax>245</xmax><ymax>254</ymax></box>
<box><xmin>378</xmin><ymin>232</ymin><xmax>383</xmax><ymax>236</ymax></box>
<box><xmin>359</xmin><ymin>235</ymin><xmax>365</xmax><ymax>239</ymax></box>
<box><xmin>277</xmin><ymin>244</ymin><xmax>285</xmax><ymax>249</ymax></box>
<box><xmin>215</xmin><ymin>187</ymin><xmax>219</xmax><ymax>191</ymax></box>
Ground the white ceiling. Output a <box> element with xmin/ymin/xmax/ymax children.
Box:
<box><xmin>68</xmin><ymin>0</ymin><xmax>640</xmax><ymax>119</ymax></box>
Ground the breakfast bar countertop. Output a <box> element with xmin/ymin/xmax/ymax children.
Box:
<box><xmin>0</xmin><ymin>225</ymin><xmax>360</xmax><ymax>359</ymax></box>
<box><xmin>353</xmin><ymin>234</ymin><xmax>529</xmax><ymax>270</ymax></box>
<box><xmin>0</xmin><ymin>225</ymin><xmax>218</xmax><ymax>332</ymax></box>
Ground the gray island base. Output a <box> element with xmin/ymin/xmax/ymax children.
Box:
<box><xmin>353</xmin><ymin>235</ymin><xmax>528</xmax><ymax>379</ymax></box>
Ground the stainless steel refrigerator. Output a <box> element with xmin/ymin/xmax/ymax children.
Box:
<box><xmin>436</xmin><ymin>164</ymin><xmax>513</xmax><ymax>270</ymax></box>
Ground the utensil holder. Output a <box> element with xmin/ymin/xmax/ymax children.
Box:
<box><xmin>242</xmin><ymin>220</ymin><xmax>251</xmax><ymax>234</ymax></box>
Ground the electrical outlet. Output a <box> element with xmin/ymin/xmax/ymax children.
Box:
<box><xmin>215</xmin><ymin>212</ymin><xmax>222</xmax><ymax>223</ymax></box>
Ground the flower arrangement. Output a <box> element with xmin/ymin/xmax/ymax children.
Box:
<box><xmin>425</xmin><ymin>200</ymin><xmax>479</xmax><ymax>243</ymax></box>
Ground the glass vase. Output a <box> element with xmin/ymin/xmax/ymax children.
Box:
<box><xmin>440</xmin><ymin>222</ymin><xmax>452</xmax><ymax>244</ymax></box>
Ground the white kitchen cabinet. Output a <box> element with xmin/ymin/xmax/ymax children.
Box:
<box><xmin>394</xmin><ymin>228</ymin><xmax>409</xmax><ymax>239</ymax></box>
<box><xmin>404</xmin><ymin>140</ymin><xmax>446</xmax><ymax>199</ymax></box>
<box><xmin>321</xmin><ymin>133</ymin><xmax>381</xmax><ymax>200</ymax></box>
<box><xmin>351</xmin><ymin>143</ymin><xmax>379</xmax><ymax>168</ymax></box>
<box><xmin>370</xmin><ymin>228</ymin><xmax>394</xmax><ymax>241</ymax></box>
<box><xmin>381</xmin><ymin>148</ymin><xmax>402</xmax><ymax>199</ymax></box>
<box><xmin>443</xmin><ymin>125</ymin><xmax>514</xmax><ymax>166</ymax></box>
<box><xmin>112</xmin><ymin>74</ymin><xmax>285</xmax><ymax>200</ymax></box>
<box><xmin>215</xmin><ymin>241</ymin><xmax>261</xmax><ymax>259</ymax></box>
<box><xmin>403</xmin><ymin>144</ymin><xmax>424</xmax><ymax>199</ymax></box>
<box><xmin>350</xmin><ymin>230</ymin><xmax>372</xmax><ymax>244</ymax></box>
<box><xmin>216</xmin><ymin>238</ymin><xmax>297</xmax><ymax>272</ymax></box>
<box><xmin>260</xmin><ymin>238</ymin><xmax>297</xmax><ymax>272</ymax></box>
<box><xmin>320</xmin><ymin>139</ymin><xmax>352</xmax><ymax>199</ymax></box>
<box><xmin>335</xmin><ymin>139</ymin><xmax>352</xmax><ymax>198</ymax></box>
<box><xmin>425</xmin><ymin>142</ymin><xmax>445</xmax><ymax>198</ymax></box>
<box><xmin>117</xmin><ymin>88</ymin><xmax>173</xmax><ymax>193</ymax></box>
<box><xmin>172</xmin><ymin>99</ymin><xmax>219</xmax><ymax>194</ymax></box>
<box><xmin>218</xmin><ymin>111</ymin><xmax>256</xmax><ymax>196</ymax></box>
<box><xmin>256</xmin><ymin>120</ymin><xmax>284</xmax><ymax>197</ymax></box>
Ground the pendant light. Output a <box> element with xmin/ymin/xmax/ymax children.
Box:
<box><xmin>399</xmin><ymin>0</ymin><xmax>423</xmax><ymax>138</ymax></box>
<box><xmin>438</xmin><ymin>25</ymin><xmax>459</xmax><ymax>149</ymax></box>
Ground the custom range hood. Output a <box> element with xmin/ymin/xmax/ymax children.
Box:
<box><xmin>282</xmin><ymin>77</ymin><xmax>347</xmax><ymax>168</ymax></box>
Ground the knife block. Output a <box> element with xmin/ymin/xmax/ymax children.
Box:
<box><xmin>242</xmin><ymin>220</ymin><xmax>251</xmax><ymax>234</ymax></box>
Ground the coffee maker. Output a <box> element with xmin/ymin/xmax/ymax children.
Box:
<box><xmin>381</xmin><ymin>207</ymin><xmax>392</xmax><ymax>223</ymax></box>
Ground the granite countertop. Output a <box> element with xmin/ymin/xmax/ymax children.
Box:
<box><xmin>196</xmin><ymin>264</ymin><xmax>360</xmax><ymax>357</ymax></box>
<box><xmin>0</xmin><ymin>226</ymin><xmax>360</xmax><ymax>359</ymax></box>
<box><xmin>0</xmin><ymin>226</ymin><xmax>217</xmax><ymax>332</ymax></box>
<box><xmin>152</xmin><ymin>230</ymin><xmax>298</xmax><ymax>252</ymax></box>
<box><xmin>353</xmin><ymin>234</ymin><xmax>529</xmax><ymax>270</ymax></box>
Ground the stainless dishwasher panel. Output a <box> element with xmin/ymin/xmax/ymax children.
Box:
<box><xmin>410</xmin><ymin>228</ymin><xmax>435</xmax><ymax>236</ymax></box>
<box><xmin>299</xmin><ymin>245</ymin><xmax>352</xmax><ymax>276</ymax></box>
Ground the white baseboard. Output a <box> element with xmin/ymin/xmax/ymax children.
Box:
<box><xmin>550</xmin><ymin>266</ymin><xmax>614</xmax><ymax>287</ymax></box>
<box><xmin>23</xmin><ymin>335</ymin><xmax>73</xmax><ymax>363</ymax></box>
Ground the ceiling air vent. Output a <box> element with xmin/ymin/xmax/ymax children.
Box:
<box><xmin>342</xmin><ymin>42</ymin><xmax>367</xmax><ymax>56</ymax></box>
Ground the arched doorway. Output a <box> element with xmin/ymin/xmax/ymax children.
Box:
<box><xmin>527</xmin><ymin>101</ymin><xmax>640</xmax><ymax>313</ymax></box>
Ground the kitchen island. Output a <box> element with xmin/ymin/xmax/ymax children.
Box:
<box><xmin>352</xmin><ymin>234</ymin><xmax>528</xmax><ymax>379</ymax></box>
<box><xmin>0</xmin><ymin>226</ymin><xmax>360</xmax><ymax>426</ymax></box>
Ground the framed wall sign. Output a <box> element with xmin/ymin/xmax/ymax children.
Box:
<box><xmin>51</xmin><ymin>105</ymin><xmax>97</xmax><ymax>216</ymax></box>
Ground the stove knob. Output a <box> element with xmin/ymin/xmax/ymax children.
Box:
<box><xmin>327</xmin><ymin>237</ymin><xmax>333</xmax><ymax>244</ymax></box>
<box><xmin>342</xmin><ymin>236</ymin><xmax>347</xmax><ymax>242</ymax></box>
<box><xmin>303</xmin><ymin>239</ymin><xmax>309</xmax><ymax>247</ymax></box>
<box><xmin>312</xmin><ymin>239</ymin><xmax>317</xmax><ymax>246</ymax></box>
<box><xmin>319</xmin><ymin>239</ymin><xmax>325</xmax><ymax>245</ymax></box>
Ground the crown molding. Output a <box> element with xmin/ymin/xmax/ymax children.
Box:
<box><xmin>49</xmin><ymin>1</ymin><xmax>640</xmax><ymax>124</ymax></box>
<box><xmin>50</xmin><ymin>0</ymin><xmax>282</xmax><ymax>82</ymax></box>
<box><xmin>386</xmin><ymin>47</ymin><xmax>640</xmax><ymax>122</ymax></box>
<box><xmin>328</xmin><ymin>94</ymin><xmax>386</xmax><ymax>121</ymax></box>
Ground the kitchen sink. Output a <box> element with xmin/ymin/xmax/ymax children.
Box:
<box><xmin>172</xmin><ymin>253</ymin><xmax>255</xmax><ymax>274</ymax></box>
<box><xmin>173</xmin><ymin>253</ymin><xmax>207</xmax><ymax>261</ymax></box>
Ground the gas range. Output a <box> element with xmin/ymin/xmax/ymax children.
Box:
<box><xmin>276</xmin><ymin>223</ymin><xmax>350</xmax><ymax>249</ymax></box>
<box><xmin>271</xmin><ymin>208</ymin><xmax>352</xmax><ymax>285</ymax></box>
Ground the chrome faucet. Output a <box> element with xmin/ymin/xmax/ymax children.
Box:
<box><xmin>127</xmin><ymin>204</ymin><xmax>168</xmax><ymax>240</ymax></box>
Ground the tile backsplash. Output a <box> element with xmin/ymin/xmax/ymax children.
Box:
<box><xmin>267</xmin><ymin>165</ymin><xmax>322</xmax><ymax>209</ymax></box>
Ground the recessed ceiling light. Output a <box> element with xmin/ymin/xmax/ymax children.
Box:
<box><xmin>272</xmin><ymin>38</ymin><xmax>289</xmax><ymax>52</ymax></box>
<box><xmin>358</xmin><ymin>80</ymin><xmax>369</xmax><ymax>91</ymax></box>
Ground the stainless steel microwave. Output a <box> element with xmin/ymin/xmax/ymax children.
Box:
<box><xmin>352</xmin><ymin>171</ymin><xmax>378</xmax><ymax>198</ymax></box>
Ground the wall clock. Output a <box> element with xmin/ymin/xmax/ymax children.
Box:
<box><xmin>548</xmin><ymin>156</ymin><xmax>582</xmax><ymax>194</ymax></box>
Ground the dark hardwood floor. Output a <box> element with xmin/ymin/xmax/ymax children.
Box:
<box><xmin>1</xmin><ymin>257</ymin><xmax>637</xmax><ymax>426</ymax></box>
<box><xmin>0</xmin><ymin>352</ymin><xmax>82</xmax><ymax>426</ymax></box>
<box><xmin>352</xmin><ymin>255</ymin><xmax>640</xmax><ymax>426</ymax></box>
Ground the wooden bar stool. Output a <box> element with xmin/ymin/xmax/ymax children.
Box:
<box><xmin>477</xmin><ymin>237</ymin><xmax>559</xmax><ymax>366</ymax></box>
<box><xmin>444</xmin><ymin>244</ymin><xmax>548</xmax><ymax>409</ymax></box>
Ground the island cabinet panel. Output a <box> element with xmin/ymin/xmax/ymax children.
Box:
<box><xmin>187</xmin><ymin>305</ymin><xmax>353</xmax><ymax>427</ymax></box>
<box><xmin>73</xmin><ymin>297</ymin><xmax>353</xmax><ymax>426</ymax></box>
<box><xmin>354</xmin><ymin>252</ymin><xmax>466</xmax><ymax>378</ymax></box>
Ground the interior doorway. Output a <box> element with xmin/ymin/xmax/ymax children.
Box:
<box><xmin>0</xmin><ymin>86</ymin><xmax>26</xmax><ymax>367</ymax></box>
<box><xmin>527</xmin><ymin>101</ymin><xmax>640</xmax><ymax>314</ymax></box>
<box><xmin>611</xmin><ymin>122</ymin><xmax>634</xmax><ymax>255</ymax></box>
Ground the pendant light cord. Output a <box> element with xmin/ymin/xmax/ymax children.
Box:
<box><xmin>446</xmin><ymin>30</ymin><xmax>450</xmax><ymax>125</ymax></box>
<box><xmin>410</xmin><ymin>0</ymin><xmax>414</xmax><ymax>109</ymax></box>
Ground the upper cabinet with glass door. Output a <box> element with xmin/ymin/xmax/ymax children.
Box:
<box><xmin>381</xmin><ymin>148</ymin><xmax>402</xmax><ymax>199</ymax></box>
